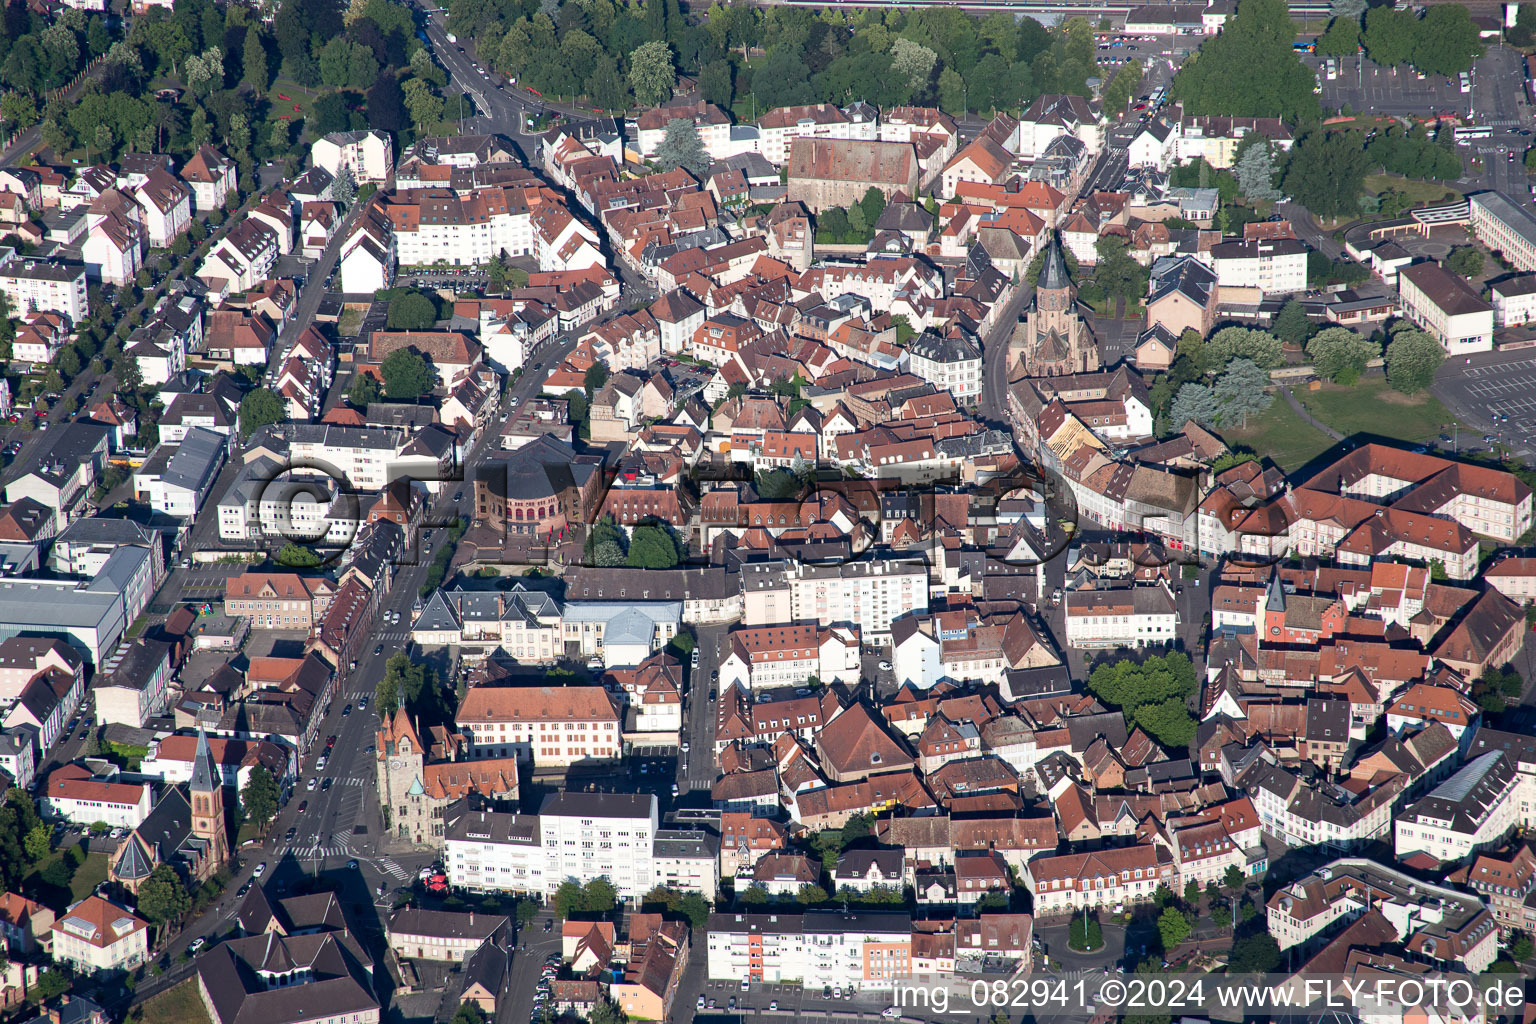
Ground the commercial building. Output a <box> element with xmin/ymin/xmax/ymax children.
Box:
<box><xmin>1063</xmin><ymin>582</ymin><xmax>1179</xmax><ymax>648</ymax></box>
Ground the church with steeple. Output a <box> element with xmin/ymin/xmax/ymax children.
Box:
<box><xmin>1011</xmin><ymin>233</ymin><xmax>1100</xmax><ymax>378</ymax></box>
<box><xmin>110</xmin><ymin>730</ymin><xmax>229</xmax><ymax>894</ymax></box>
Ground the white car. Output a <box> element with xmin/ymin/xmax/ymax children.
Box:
<box><xmin>307</xmin><ymin>778</ymin><xmax>317</xmax><ymax>791</ymax></box>
<box><xmin>252</xmin><ymin>862</ymin><xmax>268</xmax><ymax>877</ymax></box>
<box><xmin>188</xmin><ymin>937</ymin><xmax>206</xmax><ymax>953</ymax></box>
<box><xmin>877</xmin><ymin>661</ymin><xmax>892</xmax><ymax>672</ymax></box>
<box><xmin>883</xmin><ymin>1009</ymin><xmax>903</xmax><ymax>1020</ymax></box>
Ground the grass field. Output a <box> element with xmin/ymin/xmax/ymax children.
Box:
<box><xmin>1223</xmin><ymin>398</ymin><xmax>1336</xmax><ymax>473</ymax></box>
<box><xmin>1296</xmin><ymin>377</ymin><xmax>1457</xmax><ymax>443</ymax></box>
<box><xmin>131</xmin><ymin>979</ymin><xmax>212</xmax><ymax>1024</ymax></box>
<box><xmin>1226</xmin><ymin>378</ymin><xmax>1465</xmax><ymax>473</ymax></box>
<box><xmin>1363</xmin><ymin>174</ymin><xmax>1464</xmax><ymax>205</ymax></box>
<box><xmin>26</xmin><ymin>848</ymin><xmax>111</xmax><ymax>912</ymax></box>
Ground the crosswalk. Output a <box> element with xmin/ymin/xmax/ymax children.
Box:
<box><xmin>281</xmin><ymin>843</ymin><xmax>354</xmax><ymax>859</ymax></box>
<box><xmin>380</xmin><ymin>857</ymin><xmax>410</xmax><ymax>880</ymax></box>
<box><xmin>336</xmin><ymin>777</ymin><xmax>367</xmax><ymax>787</ymax></box>
<box><xmin>377</xmin><ymin>629</ymin><xmax>410</xmax><ymax>643</ymax></box>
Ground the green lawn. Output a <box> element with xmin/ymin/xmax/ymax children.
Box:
<box><xmin>1224</xmin><ymin>398</ymin><xmax>1337</xmax><ymax>474</ymax></box>
<box><xmin>1226</xmin><ymin>378</ymin><xmax>1468</xmax><ymax>473</ymax></box>
<box><xmin>1363</xmin><ymin>173</ymin><xmax>1463</xmax><ymax>205</ymax></box>
<box><xmin>26</xmin><ymin>848</ymin><xmax>111</xmax><ymax>912</ymax></box>
<box><xmin>1296</xmin><ymin>377</ymin><xmax>1458</xmax><ymax>443</ymax></box>
<box><xmin>131</xmin><ymin>979</ymin><xmax>212</xmax><ymax>1024</ymax></box>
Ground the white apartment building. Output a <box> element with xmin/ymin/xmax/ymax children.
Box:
<box><xmin>197</xmin><ymin>219</ymin><xmax>279</xmax><ymax>294</ymax></box>
<box><xmin>539</xmin><ymin>793</ymin><xmax>656</xmax><ymax>899</ymax></box>
<box><xmin>717</xmin><ymin>623</ymin><xmax>861</xmax><ymax>692</ymax></box>
<box><xmin>284</xmin><ymin>423</ymin><xmax>408</xmax><ymax>491</ymax></box>
<box><xmin>311</xmin><ymin>130</ymin><xmax>394</xmax><ymax>184</ymax></box>
<box><xmin>1209</xmin><ymin>238</ymin><xmax>1307</xmax><ymax>296</ymax></box>
<box><xmin>1469</xmin><ymin>190</ymin><xmax>1536</xmax><ymax>274</ymax></box>
<box><xmin>905</xmin><ymin>332</ymin><xmax>982</xmax><ymax>404</ymax></box>
<box><xmin>1491</xmin><ymin>275</ymin><xmax>1536</xmax><ymax>327</ymax></box>
<box><xmin>741</xmin><ymin>559</ymin><xmax>930</xmax><ymax>640</ymax></box>
<box><xmin>1063</xmin><ymin>582</ymin><xmax>1178</xmax><ymax>649</ymax></box>
<box><xmin>0</xmin><ymin>248</ymin><xmax>89</xmax><ymax>322</ymax></box>
<box><xmin>1398</xmin><ymin>261</ymin><xmax>1495</xmax><ymax>355</ymax></box>
<box><xmin>217</xmin><ymin>462</ymin><xmax>353</xmax><ymax>545</ymax></box>
<box><xmin>651</xmin><ymin>829</ymin><xmax>720</xmax><ymax>899</ymax></box>
<box><xmin>1394</xmin><ymin>750</ymin><xmax>1518</xmax><ymax>865</ymax></box>
<box><xmin>706</xmin><ymin>911</ymin><xmax>913</xmax><ymax>991</ymax></box>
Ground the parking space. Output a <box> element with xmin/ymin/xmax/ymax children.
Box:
<box><xmin>1433</xmin><ymin>350</ymin><xmax>1536</xmax><ymax>456</ymax></box>
<box><xmin>1315</xmin><ymin>56</ymin><xmax>1471</xmax><ymax>118</ymax></box>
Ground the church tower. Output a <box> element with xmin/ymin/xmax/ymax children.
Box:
<box><xmin>1014</xmin><ymin>233</ymin><xmax>1100</xmax><ymax>378</ymax></box>
<box><xmin>189</xmin><ymin>728</ymin><xmax>229</xmax><ymax>870</ymax></box>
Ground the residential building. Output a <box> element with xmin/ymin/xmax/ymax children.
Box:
<box><xmin>906</xmin><ymin>331</ymin><xmax>982</xmax><ymax>405</ymax></box>
<box><xmin>386</xmin><ymin>907</ymin><xmax>510</xmax><ymax>963</ymax></box>
<box><xmin>0</xmin><ymin>248</ymin><xmax>89</xmax><ymax>322</ymax></box>
<box><xmin>311</xmin><ymin>130</ymin><xmax>394</xmax><ymax>184</ymax></box>
<box><xmin>705</xmin><ymin>910</ymin><xmax>913</xmax><ymax>991</ymax></box>
<box><xmin>223</xmin><ymin>572</ymin><xmax>336</xmax><ymax>631</ymax></box>
<box><xmin>1063</xmin><ymin>582</ymin><xmax>1179</xmax><ymax>648</ymax></box>
<box><xmin>1395</xmin><ymin>751</ymin><xmax>1519</xmax><ymax>865</ymax></box>
<box><xmin>787</xmin><ymin>139</ymin><xmax>920</xmax><ymax>213</ymax></box>
<box><xmin>1209</xmin><ymin>238</ymin><xmax>1307</xmax><ymax>296</ymax></box>
<box><xmin>1022</xmin><ymin>844</ymin><xmax>1173</xmax><ymax>913</ymax></box>
<box><xmin>455</xmin><ymin>684</ymin><xmax>621</xmax><ymax>767</ymax></box>
<box><xmin>740</xmin><ymin>559</ymin><xmax>930</xmax><ymax>639</ymax></box>
<box><xmin>717</xmin><ymin>623</ymin><xmax>861</xmax><ymax>693</ymax></box>
<box><xmin>93</xmin><ymin>638</ymin><xmax>173</xmax><ymax>728</ymax></box>
<box><xmin>41</xmin><ymin>764</ymin><xmax>152</xmax><ymax>828</ymax></box>
<box><xmin>181</xmin><ymin>146</ymin><xmax>237</xmax><ymax>212</ymax></box>
<box><xmin>49</xmin><ymin>896</ymin><xmax>148</xmax><ymax>976</ymax></box>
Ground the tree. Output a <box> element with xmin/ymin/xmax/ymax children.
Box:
<box><xmin>552</xmin><ymin>880</ymin><xmax>584</xmax><ymax>919</ymax></box>
<box><xmin>350</xmin><ymin>373</ymin><xmax>382</xmax><ymax>408</ymax></box>
<box><xmin>1207</xmin><ymin>326</ymin><xmax>1284</xmax><ymax>370</ymax></box>
<box><xmin>387</xmin><ymin>292</ymin><xmax>438</xmax><ymax>330</ymax></box>
<box><xmin>1508</xmin><ymin>931</ymin><xmax>1534</xmax><ymax>963</ymax></box>
<box><xmin>1101</xmin><ymin>59</ymin><xmax>1143</xmax><ymax>114</ymax></box>
<box><xmin>889</xmin><ymin>37</ymin><xmax>938</xmax><ymax>93</ymax></box>
<box><xmin>1445</xmin><ymin>245</ymin><xmax>1485</xmax><ymax>278</ymax></box>
<box><xmin>1094</xmin><ymin>234</ymin><xmax>1148</xmax><ymax>304</ymax></box>
<box><xmin>1283</xmin><ymin>130</ymin><xmax>1368</xmax><ymax>222</ymax></box>
<box><xmin>653</xmin><ymin>117</ymin><xmax>709</xmax><ymax>175</ymax></box>
<box><xmin>698</xmin><ymin>58</ymin><xmax>732</xmax><ymax>108</ymax></box>
<box><xmin>589</xmin><ymin>1001</ymin><xmax>628</xmax><ymax>1024</ymax></box>
<box><xmin>1213</xmin><ymin>358</ymin><xmax>1273</xmax><ymax>427</ymax></box>
<box><xmin>403</xmin><ymin>77</ymin><xmax>445</xmax><ymax>132</ymax></box>
<box><xmin>1224</xmin><ymin>864</ymin><xmax>1246</xmax><ymax>890</ymax></box>
<box><xmin>1234</xmin><ymin>140</ymin><xmax>1281</xmax><ymax>202</ymax></box>
<box><xmin>1184</xmin><ymin>880</ymin><xmax>1201</xmax><ymax>905</ymax></box>
<box><xmin>1170</xmin><ymin>382</ymin><xmax>1219</xmax><ymax>431</ymax></box>
<box><xmin>1228</xmin><ymin>933</ymin><xmax>1282</xmax><ymax>973</ymax></box>
<box><xmin>516</xmin><ymin>900</ymin><xmax>540</xmax><ymax>926</ymax></box>
<box><xmin>243</xmin><ymin>28</ymin><xmax>270</xmax><ymax>90</ymax></box>
<box><xmin>1385</xmin><ymin>328</ymin><xmax>1444</xmax><ymax>395</ymax></box>
<box><xmin>584</xmin><ymin>361</ymin><xmax>610</xmax><ymax>395</ymax></box>
<box><xmin>137</xmin><ymin>864</ymin><xmax>192</xmax><ymax>925</ymax></box>
<box><xmin>1307</xmin><ymin>326</ymin><xmax>1379</xmax><ymax>384</ymax></box>
<box><xmin>1362</xmin><ymin>7</ymin><xmax>1417</xmax><ymax>67</ymax></box>
<box><xmin>381</xmin><ymin>349</ymin><xmax>433</xmax><ymax>399</ymax></box>
<box><xmin>23</xmin><ymin>824</ymin><xmax>50</xmax><ymax>863</ymax></box>
<box><xmin>1316</xmin><ymin>15</ymin><xmax>1361</xmax><ymax>59</ymax></box>
<box><xmin>451</xmin><ymin>1003</ymin><xmax>488</xmax><ymax>1024</ymax></box>
<box><xmin>367</xmin><ymin>73</ymin><xmax>408</xmax><ymax>133</ymax></box>
<box><xmin>1211</xmin><ymin>903</ymin><xmax>1233</xmax><ymax>929</ymax></box>
<box><xmin>1411</xmin><ymin>5</ymin><xmax>1484</xmax><ymax>76</ymax></box>
<box><xmin>1157</xmin><ymin>907</ymin><xmax>1192</xmax><ymax>951</ymax></box>
<box><xmin>629</xmin><ymin>40</ymin><xmax>675</xmax><ymax>107</ymax></box>
<box><xmin>628</xmin><ymin>523</ymin><xmax>683</xmax><ymax>568</ymax></box>
<box><xmin>241</xmin><ymin>766</ymin><xmax>279</xmax><ymax>828</ymax></box>
<box><xmin>797</xmin><ymin>883</ymin><xmax>829</xmax><ymax>904</ymax></box>
<box><xmin>276</xmin><ymin>542</ymin><xmax>322</xmax><ymax>568</ymax></box>
<box><xmin>239</xmin><ymin>388</ymin><xmax>285</xmax><ymax>440</ymax></box>
<box><xmin>582</xmin><ymin>877</ymin><xmax>617</xmax><ymax>914</ymax></box>
<box><xmin>1271</xmin><ymin>299</ymin><xmax>1316</xmax><ymax>347</ymax></box>
<box><xmin>375</xmin><ymin>669</ymin><xmax>400</xmax><ymax>718</ymax></box>
<box><xmin>1170</xmin><ymin>0</ymin><xmax>1320</xmax><ymax>123</ymax></box>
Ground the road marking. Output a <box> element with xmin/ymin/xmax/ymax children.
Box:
<box><xmin>380</xmin><ymin>857</ymin><xmax>411</xmax><ymax>880</ymax></box>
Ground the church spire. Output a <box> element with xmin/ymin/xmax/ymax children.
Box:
<box><xmin>191</xmin><ymin>728</ymin><xmax>218</xmax><ymax>794</ymax></box>
<box><xmin>1265</xmin><ymin>569</ymin><xmax>1287</xmax><ymax>614</ymax></box>
<box><xmin>1038</xmin><ymin>232</ymin><xmax>1070</xmax><ymax>292</ymax></box>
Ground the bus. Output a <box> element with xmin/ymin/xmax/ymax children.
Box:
<box><xmin>1293</xmin><ymin>40</ymin><xmax>1316</xmax><ymax>52</ymax></box>
<box><xmin>1453</xmin><ymin>125</ymin><xmax>1492</xmax><ymax>141</ymax></box>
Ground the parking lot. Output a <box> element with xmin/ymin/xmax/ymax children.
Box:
<box><xmin>1432</xmin><ymin>349</ymin><xmax>1536</xmax><ymax>456</ymax></box>
<box><xmin>1313</xmin><ymin>55</ymin><xmax>1472</xmax><ymax>118</ymax></box>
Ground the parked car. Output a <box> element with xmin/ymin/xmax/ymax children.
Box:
<box><xmin>188</xmin><ymin>937</ymin><xmax>206</xmax><ymax>953</ymax></box>
<box><xmin>253</xmin><ymin>862</ymin><xmax>268</xmax><ymax>877</ymax></box>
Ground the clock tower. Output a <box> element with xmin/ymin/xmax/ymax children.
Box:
<box><xmin>378</xmin><ymin>707</ymin><xmax>427</xmax><ymax>842</ymax></box>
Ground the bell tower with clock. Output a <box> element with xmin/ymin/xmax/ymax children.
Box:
<box><xmin>377</xmin><ymin>707</ymin><xmax>426</xmax><ymax>842</ymax></box>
